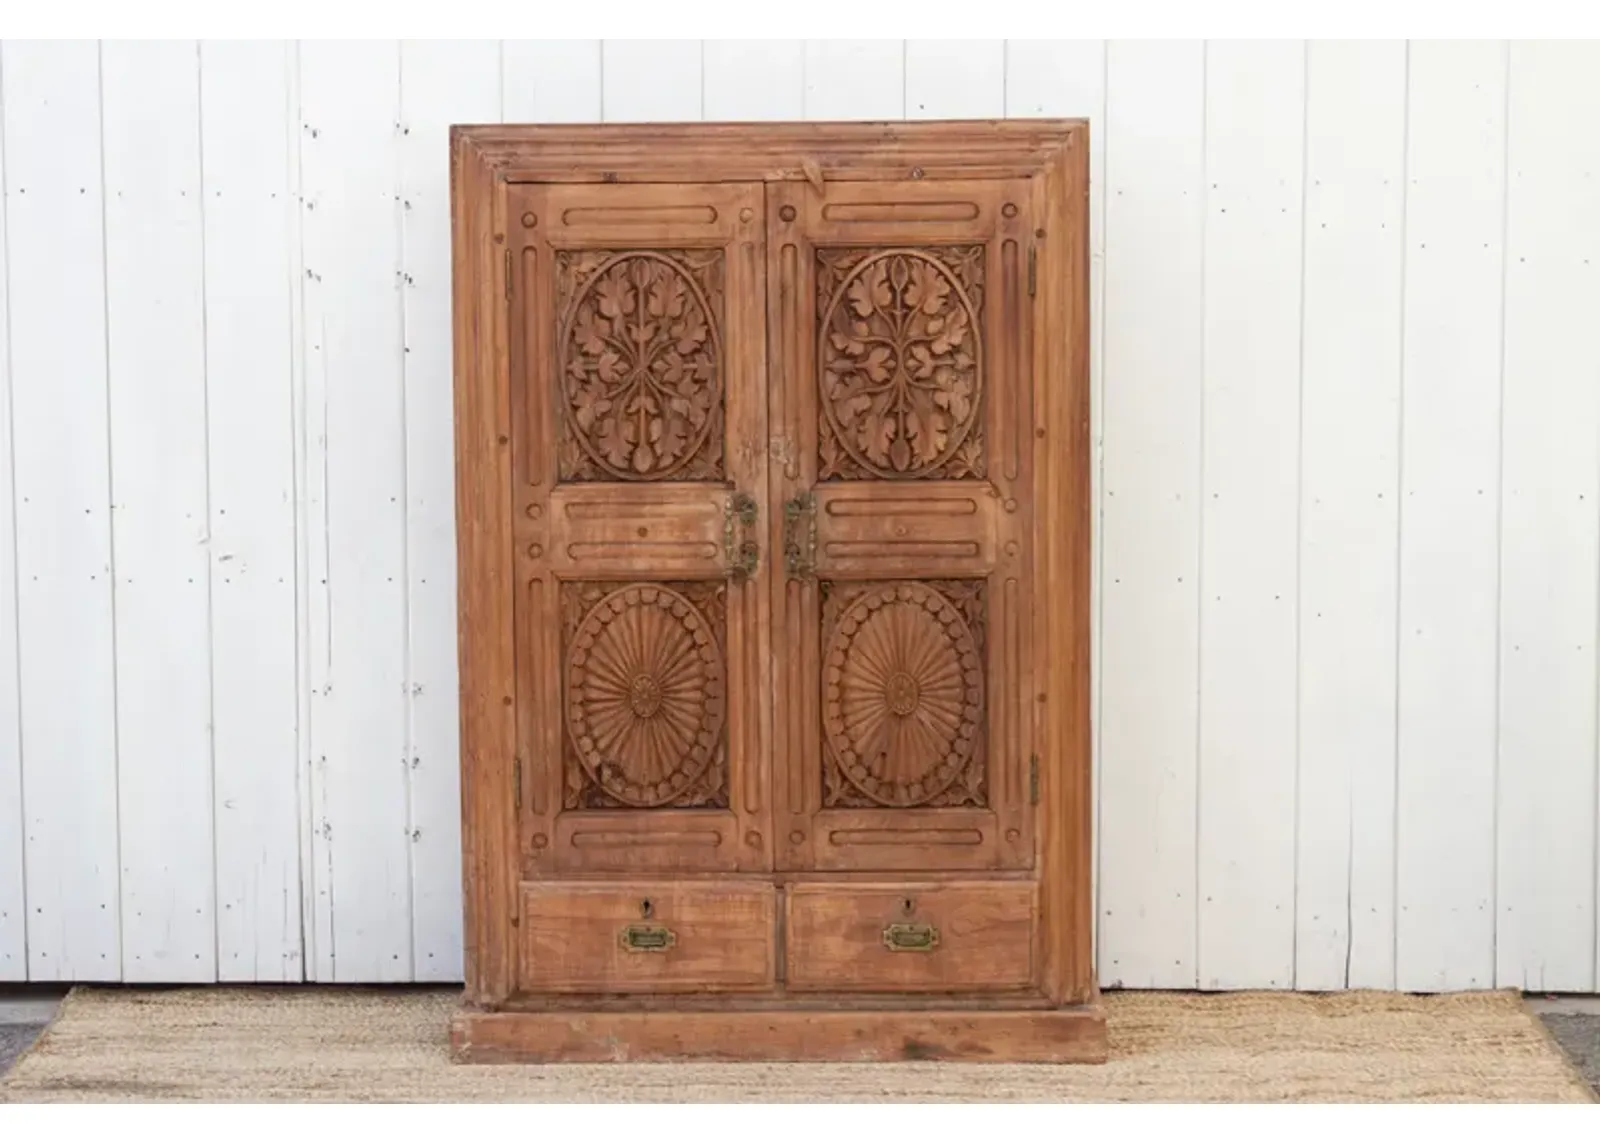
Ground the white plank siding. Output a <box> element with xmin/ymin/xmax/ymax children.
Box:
<box><xmin>0</xmin><ymin>39</ymin><xmax>1597</xmax><ymax>992</ymax></box>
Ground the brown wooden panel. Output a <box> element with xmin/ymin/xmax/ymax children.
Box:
<box><xmin>785</xmin><ymin>881</ymin><xmax>1036</xmax><ymax>992</ymax></box>
<box><xmin>543</xmin><ymin>485</ymin><xmax>726</xmax><ymax>578</ymax></box>
<box><xmin>771</xmin><ymin>176</ymin><xmax>1037</xmax><ymax>875</ymax></box>
<box><xmin>811</xmin><ymin>483</ymin><xmax>998</xmax><ymax>578</ymax></box>
<box><xmin>806</xmin><ymin>809</ymin><xmax>998</xmax><ymax>872</ymax></box>
<box><xmin>453</xmin><ymin>1004</ymin><xmax>1108</xmax><ymax>1063</ymax></box>
<box><xmin>518</xmin><ymin>882</ymin><xmax>776</xmax><ymax>993</ymax></box>
<box><xmin>508</xmin><ymin>180</ymin><xmax>771</xmax><ymax>878</ymax></box>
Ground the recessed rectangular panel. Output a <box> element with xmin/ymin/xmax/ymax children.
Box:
<box><xmin>544</xmin><ymin>485</ymin><xmax>729</xmax><ymax>577</ymax></box>
<box><xmin>555</xmin><ymin>246</ymin><xmax>727</xmax><ymax>484</ymax></box>
<box><xmin>812</xmin><ymin>484</ymin><xmax>998</xmax><ymax>577</ymax></box>
<box><xmin>815</xmin><ymin>243</ymin><xmax>988</xmax><ymax>484</ymax></box>
<box><xmin>809</xmin><ymin>808</ymin><xmax>1001</xmax><ymax>872</ymax></box>
<box><xmin>548</xmin><ymin>809</ymin><xmax>741</xmax><ymax>874</ymax></box>
<box><xmin>560</xmin><ymin>580</ymin><xmax>729</xmax><ymax>812</ymax></box>
<box><xmin>819</xmin><ymin>578</ymin><xmax>988</xmax><ymax>811</ymax></box>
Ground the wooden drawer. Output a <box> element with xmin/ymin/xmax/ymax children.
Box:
<box><xmin>519</xmin><ymin>882</ymin><xmax>776</xmax><ymax>993</ymax></box>
<box><xmin>784</xmin><ymin>881</ymin><xmax>1036</xmax><ymax>992</ymax></box>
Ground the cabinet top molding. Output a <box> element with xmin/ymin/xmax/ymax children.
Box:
<box><xmin>450</xmin><ymin>119</ymin><xmax>1089</xmax><ymax>185</ymax></box>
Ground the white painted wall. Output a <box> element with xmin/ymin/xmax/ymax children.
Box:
<box><xmin>1</xmin><ymin>39</ymin><xmax>1596</xmax><ymax>993</ymax></box>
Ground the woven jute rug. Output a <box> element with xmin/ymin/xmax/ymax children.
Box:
<box><xmin>1</xmin><ymin>986</ymin><xmax>1592</xmax><ymax>1103</ymax></box>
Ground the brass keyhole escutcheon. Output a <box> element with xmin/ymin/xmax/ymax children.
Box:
<box><xmin>621</xmin><ymin>898</ymin><xmax>674</xmax><ymax>954</ymax></box>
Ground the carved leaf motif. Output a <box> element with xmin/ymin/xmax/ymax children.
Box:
<box><xmin>816</xmin><ymin>248</ymin><xmax>985</xmax><ymax>481</ymax></box>
<box><xmin>563</xmin><ymin>582</ymin><xmax>729</xmax><ymax>810</ymax></box>
<box><xmin>558</xmin><ymin>251</ymin><xmax>724</xmax><ymax>482</ymax></box>
<box><xmin>820</xmin><ymin>580</ymin><xmax>986</xmax><ymax>809</ymax></box>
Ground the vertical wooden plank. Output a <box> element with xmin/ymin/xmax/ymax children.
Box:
<box><xmin>905</xmin><ymin>41</ymin><xmax>1004</xmax><ymax>119</ymax></box>
<box><xmin>1002</xmin><ymin>38</ymin><xmax>1108</xmax><ymax>938</ymax></box>
<box><xmin>399</xmin><ymin>39</ymin><xmax>500</xmax><ymax>984</ymax></box>
<box><xmin>287</xmin><ymin>41</ymin><xmax>318</xmax><ymax>983</ymax></box>
<box><xmin>1196</xmin><ymin>40</ymin><xmax>1306</xmax><ymax>990</ymax></box>
<box><xmin>601</xmin><ymin>41</ymin><xmax>702</xmax><ymax>122</ymax></box>
<box><xmin>3</xmin><ymin>41</ymin><xmax>121</xmax><ymax>981</ymax></box>
<box><xmin>0</xmin><ymin>48</ymin><xmax>23</xmax><ymax>982</ymax></box>
<box><xmin>703</xmin><ymin>41</ymin><xmax>803</xmax><ymax>120</ymax></box>
<box><xmin>1396</xmin><ymin>41</ymin><xmax>1507</xmax><ymax>992</ymax></box>
<box><xmin>1295</xmin><ymin>40</ymin><xmax>1406</xmax><ymax>992</ymax></box>
<box><xmin>1496</xmin><ymin>41</ymin><xmax>1600</xmax><ymax>993</ymax></box>
<box><xmin>501</xmin><ymin>41</ymin><xmax>598</xmax><ymax>123</ymax></box>
<box><xmin>201</xmin><ymin>40</ymin><xmax>304</xmax><ymax>983</ymax></box>
<box><xmin>101</xmin><ymin>39</ymin><xmax>215</xmax><ymax>982</ymax></box>
<box><xmin>300</xmin><ymin>40</ymin><xmax>412</xmax><ymax>983</ymax></box>
<box><xmin>1096</xmin><ymin>41</ymin><xmax>1205</xmax><ymax>989</ymax></box>
<box><xmin>802</xmin><ymin>41</ymin><xmax>904</xmax><ymax>120</ymax></box>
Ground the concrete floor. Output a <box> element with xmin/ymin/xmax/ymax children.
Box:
<box><xmin>0</xmin><ymin>989</ymin><xmax>60</xmax><ymax>1079</ymax></box>
<box><xmin>0</xmin><ymin>987</ymin><xmax>1597</xmax><ymax>1095</ymax></box>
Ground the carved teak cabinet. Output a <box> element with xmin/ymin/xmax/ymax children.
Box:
<box><xmin>448</xmin><ymin>121</ymin><xmax>1101</xmax><ymax>1063</ymax></box>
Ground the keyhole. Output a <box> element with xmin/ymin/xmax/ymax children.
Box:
<box><xmin>901</xmin><ymin>897</ymin><xmax>914</xmax><ymax>916</ymax></box>
<box><xmin>640</xmin><ymin>898</ymin><xmax>654</xmax><ymax>919</ymax></box>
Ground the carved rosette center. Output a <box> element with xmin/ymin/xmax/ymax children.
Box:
<box><xmin>565</xmin><ymin>583</ymin><xmax>726</xmax><ymax>808</ymax></box>
<box><xmin>822</xmin><ymin>582</ymin><xmax>985</xmax><ymax>808</ymax></box>
<box><xmin>884</xmin><ymin>671</ymin><xmax>921</xmax><ymax>717</ymax></box>
<box><xmin>628</xmin><ymin>674</ymin><xmax>664</xmax><ymax>719</ymax></box>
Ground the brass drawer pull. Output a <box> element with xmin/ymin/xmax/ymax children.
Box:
<box><xmin>619</xmin><ymin>923</ymin><xmax>677</xmax><ymax>953</ymax></box>
<box><xmin>882</xmin><ymin>921</ymin><xmax>940</xmax><ymax>952</ymax></box>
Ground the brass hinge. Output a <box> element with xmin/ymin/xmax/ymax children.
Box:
<box><xmin>783</xmin><ymin>491</ymin><xmax>817</xmax><ymax>580</ymax></box>
<box><xmin>1029</xmin><ymin>754</ymin><xmax>1039</xmax><ymax>806</ymax></box>
<box><xmin>1027</xmin><ymin>246</ymin><xmax>1037</xmax><ymax>298</ymax></box>
<box><xmin>504</xmin><ymin>248</ymin><xmax>514</xmax><ymax>298</ymax></box>
<box><xmin>723</xmin><ymin>491</ymin><xmax>760</xmax><ymax>582</ymax></box>
<box><xmin>513</xmin><ymin>756</ymin><xmax>522</xmax><ymax>810</ymax></box>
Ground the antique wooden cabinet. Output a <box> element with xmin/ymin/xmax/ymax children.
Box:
<box><xmin>448</xmin><ymin>121</ymin><xmax>1101</xmax><ymax>1063</ymax></box>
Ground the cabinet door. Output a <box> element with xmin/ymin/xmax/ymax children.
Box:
<box><xmin>509</xmin><ymin>183</ymin><xmax>771</xmax><ymax>876</ymax></box>
<box><xmin>768</xmin><ymin>178</ymin><xmax>1039</xmax><ymax>872</ymax></box>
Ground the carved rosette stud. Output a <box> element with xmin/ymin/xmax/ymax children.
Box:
<box><xmin>821</xmin><ymin>581</ymin><xmax>985</xmax><ymax>808</ymax></box>
<box><xmin>817</xmin><ymin>247</ymin><xmax>985</xmax><ymax>481</ymax></box>
<box><xmin>565</xmin><ymin>583</ymin><xmax>726</xmax><ymax>808</ymax></box>
<box><xmin>558</xmin><ymin>250</ymin><xmax>724</xmax><ymax>481</ymax></box>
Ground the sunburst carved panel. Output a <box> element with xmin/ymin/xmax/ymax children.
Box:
<box><xmin>562</xmin><ymin>581</ymin><xmax>729</xmax><ymax>810</ymax></box>
<box><xmin>816</xmin><ymin>246</ymin><xmax>985</xmax><ymax>481</ymax></box>
<box><xmin>557</xmin><ymin>249</ymin><xmax>725</xmax><ymax>482</ymax></box>
<box><xmin>820</xmin><ymin>579</ymin><xmax>987</xmax><ymax>809</ymax></box>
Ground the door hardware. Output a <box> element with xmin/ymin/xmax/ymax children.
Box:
<box><xmin>723</xmin><ymin>491</ymin><xmax>760</xmax><ymax>581</ymax></box>
<box><xmin>783</xmin><ymin>492</ymin><xmax>817</xmax><ymax>579</ymax></box>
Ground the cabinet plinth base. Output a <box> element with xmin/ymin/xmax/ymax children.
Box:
<box><xmin>450</xmin><ymin>1002</ymin><xmax>1108</xmax><ymax>1064</ymax></box>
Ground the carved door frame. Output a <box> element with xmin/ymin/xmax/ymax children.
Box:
<box><xmin>450</xmin><ymin>120</ymin><xmax>1092</xmax><ymax>1009</ymax></box>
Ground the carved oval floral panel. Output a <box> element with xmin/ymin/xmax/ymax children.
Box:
<box><xmin>559</xmin><ymin>251</ymin><xmax>724</xmax><ymax>481</ymax></box>
<box><xmin>565</xmin><ymin>583</ymin><xmax>727</xmax><ymax>809</ymax></box>
<box><xmin>818</xmin><ymin>247</ymin><xmax>985</xmax><ymax>480</ymax></box>
<box><xmin>821</xmin><ymin>581</ymin><xmax>986</xmax><ymax>808</ymax></box>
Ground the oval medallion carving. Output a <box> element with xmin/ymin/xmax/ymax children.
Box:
<box><xmin>560</xmin><ymin>252</ymin><xmax>722</xmax><ymax>480</ymax></box>
<box><xmin>818</xmin><ymin>249</ymin><xmax>983</xmax><ymax>479</ymax></box>
<box><xmin>821</xmin><ymin>581</ymin><xmax>985</xmax><ymax>808</ymax></box>
<box><xmin>565</xmin><ymin>583</ymin><xmax>726</xmax><ymax>808</ymax></box>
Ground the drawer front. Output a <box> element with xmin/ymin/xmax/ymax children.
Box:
<box><xmin>519</xmin><ymin>882</ymin><xmax>776</xmax><ymax>993</ymax></box>
<box><xmin>785</xmin><ymin>881</ymin><xmax>1036</xmax><ymax>992</ymax></box>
